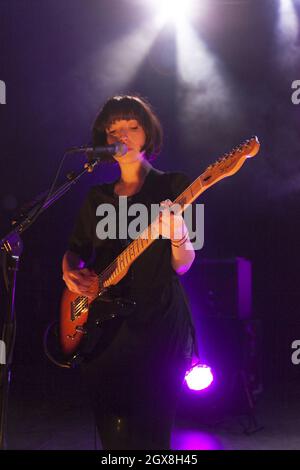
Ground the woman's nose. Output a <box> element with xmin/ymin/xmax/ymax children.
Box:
<box><xmin>118</xmin><ymin>129</ymin><xmax>129</xmax><ymax>141</ymax></box>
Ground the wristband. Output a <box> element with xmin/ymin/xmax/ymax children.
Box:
<box><xmin>171</xmin><ymin>232</ymin><xmax>189</xmax><ymax>248</ymax></box>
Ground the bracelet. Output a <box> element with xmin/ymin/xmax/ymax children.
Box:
<box><xmin>171</xmin><ymin>232</ymin><xmax>189</xmax><ymax>248</ymax></box>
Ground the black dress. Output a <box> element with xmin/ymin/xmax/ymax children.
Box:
<box><xmin>68</xmin><ymin>167</ymin><xmax>196</xmax><ymax>450</ymax></box>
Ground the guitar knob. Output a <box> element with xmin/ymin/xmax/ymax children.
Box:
<box><xmin>75</xmin><ymin>325</ymin><xmax>87</xmax><ymax>335</ymax></box>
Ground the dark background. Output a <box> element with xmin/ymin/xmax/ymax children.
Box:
<box><xmin>0</xmin><ymin>0</ymin><xmax>300</xmax><ymax>436</ymax></box>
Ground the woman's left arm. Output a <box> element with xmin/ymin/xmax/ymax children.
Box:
<box><xmin>159</xmin><ymin>199</ymin><xmax>195</xmax><ymax>275</ymax></box>
<box><xmin>170</xmin><ymin>234</ymin><xmax>195</xmax><ymax>275</ymax></box>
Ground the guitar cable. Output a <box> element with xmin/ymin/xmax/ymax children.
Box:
<box><xmin>43</xmin><ymin>320</ymin><xmax>71</xmax><ymax>369</ymax></box>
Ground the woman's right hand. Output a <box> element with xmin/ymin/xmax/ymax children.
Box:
<box><xmin>62</xmin><ymin>268</ymin><xmax>99</xmax><ymax>300</ymax></box>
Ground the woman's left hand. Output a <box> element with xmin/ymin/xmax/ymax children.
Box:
<box><xmin>158</xmin><ymin>199</ymin><xmax>188</xmax><ymax>243</ymax></box>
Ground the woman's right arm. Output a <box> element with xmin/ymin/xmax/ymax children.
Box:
<box><xmin>62</xmin><ymin>250</ymin><xmax>99</xmax><ymax>300</ymax></box>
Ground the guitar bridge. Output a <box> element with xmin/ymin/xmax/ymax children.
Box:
<box><xmin>66</xmin><ymin>325</ymin><xmax>87</xmax><ymax>340</ymax></box>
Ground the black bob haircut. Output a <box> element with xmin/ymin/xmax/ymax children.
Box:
<box><xmin>92</xmin><ymin>94</ymin><xmax>163</xmax><ymax>162</ymax></box>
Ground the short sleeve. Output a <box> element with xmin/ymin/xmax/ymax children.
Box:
<box><xmin>68</xmin><ymin>189</ymin><xmax>95</xmax><ymax>263</ymax></box>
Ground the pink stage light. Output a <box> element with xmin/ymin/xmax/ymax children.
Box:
<box><xmin>184</xmin><ymin>363</ymin><xmax>214</xmax><ymax>391</ymax></box>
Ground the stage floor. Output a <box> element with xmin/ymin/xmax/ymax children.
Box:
<box><xmin>5</xmin><ymin>364</ymin><xmax>300</xmax><ymax>450</ymax></box>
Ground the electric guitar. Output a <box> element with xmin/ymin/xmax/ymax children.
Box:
<box><xmin>58</xmin><ymin>136</ymin><xmax>260</xmax><ymax>366</ymax></box>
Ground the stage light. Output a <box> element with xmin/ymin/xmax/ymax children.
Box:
<box><xmin>151</xmin><ymin>0</ymin><xmax>196</xmax><ymax>27</ymax></box>
<box><xmin>184</xmin><ymin>363</ymin><xmax>214</xmax><ymax>391</ymax></box>
<box><xmin>278</xmin><ymin>0</ymin><xmax>299</xmax><ymax>44</ymax></box>
<box><xmin>96</xmin><ymin>21</ymin><xmax>161</xmax><ymax>94</ymax></box>
<box><xmin>174</xmin><ymin>19</ymin><xmax>235</xmax><ymax>145</ymax></box>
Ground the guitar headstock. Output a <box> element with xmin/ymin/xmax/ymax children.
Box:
<box><xmin>201</xmin><ymin>136</ymin><xmax>260</xmax><ymax>186</ymax></box>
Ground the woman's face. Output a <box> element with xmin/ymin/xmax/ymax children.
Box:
<box><xmin>106</xmin><ymin>119</ymin><xmax>146</xmax><ymax>159</ymax></box>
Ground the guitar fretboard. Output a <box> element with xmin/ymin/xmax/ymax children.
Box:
<box><xmin>97</xmin><ymin>136</ymin><xmax>259</xmax><ymax>288</ymax></box>
<box><xmin>98</xmin><ymin>175</ymin><xmax>205</xmax><ymax>287</ymax></box>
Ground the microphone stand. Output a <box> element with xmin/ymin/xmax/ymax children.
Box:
<box><xmin>0</xmin><ymin>158</ymin><xmax>100</xmax><ymax>449</ymax></box>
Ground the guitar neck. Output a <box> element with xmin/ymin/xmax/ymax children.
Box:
<box><xmin>98</xmin><ymin>172</ymin><xmax>219</xmax><ymax>288</ymax></box>
<box><xmin>98</xmin><ymin>135</ymin><xmax>260</xmax><ymax>288</ymax></box>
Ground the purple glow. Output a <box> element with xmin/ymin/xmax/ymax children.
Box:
<box><xmin>172</xmin><ymin>429</ymin><xmax>224</xmax><ymax>450</ymax></box>
<box><xmin>185</xmin><ymin>364</ymin><xmax>214</xmax><ymax>391</ymax></box>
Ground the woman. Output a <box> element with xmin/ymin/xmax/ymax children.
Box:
<box><xmin>62</xmin><ymin>94</ymin><xmax>196</xmax><ymax>450</ymax></box>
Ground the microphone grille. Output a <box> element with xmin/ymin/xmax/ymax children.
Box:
<box><xmin>115</xmin><ymin>142</ymin><xmax>128</xmax><ymax>156</ymax></box>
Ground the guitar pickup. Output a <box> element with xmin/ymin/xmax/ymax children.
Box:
<box><xmin>71</xmin><ymin>296</ymin><xmax>89</xmax><ymax>321</ymax></box>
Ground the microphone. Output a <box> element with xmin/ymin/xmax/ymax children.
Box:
<box><xmin>68</xmin><ymin>142</ymin><xmax>128</xmax><ymax>157</ymax></box>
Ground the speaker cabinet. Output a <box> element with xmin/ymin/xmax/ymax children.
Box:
<box><xmin>181</xmin><ymin>257</ymin><xmax>252</xmax><ymax>320</ymax></box>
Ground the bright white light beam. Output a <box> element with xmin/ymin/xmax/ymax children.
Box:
<box><xmin>278</xmin><ymin>0</ymin><xmax>299</xmax><ymax>44</ymax></box>
<box><xmin>151</xmin><ymin>0</ymin><xmax>196</xmax><ymax>27</ymax></box>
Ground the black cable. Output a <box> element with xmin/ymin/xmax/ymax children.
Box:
<box><xmin>43</xmin><ymin>320</ymin><xmax>71</xmax><ymax>369</ymax></box>
<box><xmin>1</xmin><ymin>252</ymin><xmax>17</xmax><ymax>363</ymax></box>
<box><xmin>21</xmin><ymin>150</ymin><xmax>72</xmax><ymax>231</ymax></box>
<box><xmin>1</xmin><ymin>252</ymin><xmax>9</xmax><ymax>293</ymax></box>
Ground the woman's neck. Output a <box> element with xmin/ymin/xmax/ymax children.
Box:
<box><xmin>118</xmin><ymin>159</ymin><xmax>153</xmax><ymax>184</ymax></box>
